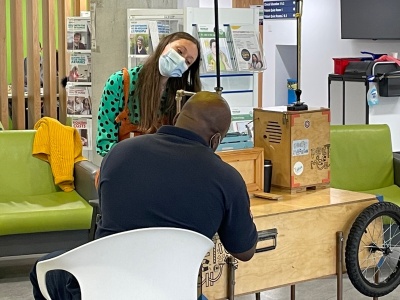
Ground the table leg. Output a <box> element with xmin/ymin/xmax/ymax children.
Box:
<box><xmin>336</xmin><ymin>231</ymin><xmax>344</xmax><ymax>300</ymax></box>
<box><xmin>255</xmin><ymin>292</ymin><xmax>261</xmax><ymax>300</ymax></box>
<box><xmin>290</xmin><ymin>285</ymin><xmax>295</xmax><ymax>300</ymax></box>
<box><xmin>373</xmin><ymin>269</ymin><xmax>379</xmax><ymax>300</ymax></box>
<box><xmin>227</xmin><ymin>256</ymin><xmax>236</xmax><ymax>300</ymax></box>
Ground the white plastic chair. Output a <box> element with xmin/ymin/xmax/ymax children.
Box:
<box><xmin>36</xmin><ymin>227</ymin><xmax>214</xmax><ymax>300</ymax></box>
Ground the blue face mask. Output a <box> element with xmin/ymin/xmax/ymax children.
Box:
<box><xmin>158</xmin><ymin>48</ymin><xmax>188</xmax><ymax>78</ymax></box>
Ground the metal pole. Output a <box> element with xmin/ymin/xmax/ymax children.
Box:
<box><xmin>213</xmin><ymin>0</ymin><xmax>223</xmax><ymax>95</ymax></box>
<box><xmin>296</xmin><ymin>0</ymin><xmax>302</xmax><ymax>91</ymax></box>
<box><xmin>288</xmin><ymin>0</ymin><xmax>307</xmax><ymax>110</ymax></box>
<box><xmin>174</xmin><ymin>90</ymin><xmax>196</xmax><ymax>113</ymax></box>
<box><xmin>336</xmin><ymin>231</ymin><xmax>343</xmax><ymax>300</ymax></box>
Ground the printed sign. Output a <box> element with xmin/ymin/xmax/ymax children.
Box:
<box><xmin>264</xmin><ymin>0</ymin><xmax>296</xmax><ymax>19</ymax></box>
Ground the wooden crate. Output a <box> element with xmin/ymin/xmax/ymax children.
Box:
<box><xmin>254</xmin><ymin>106</ymin><xmax>330</xmax><ymax>192</ymax></box>
<box><xmin>217</xmin><ymin>147</ymin><xmax>264</xmax><ymax>193</ymax></box>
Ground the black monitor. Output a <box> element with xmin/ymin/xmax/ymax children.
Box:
<box><xmin>341</xmin><ymin>0</ymin><xmax>400</xmax><ymax>40</ymax></box>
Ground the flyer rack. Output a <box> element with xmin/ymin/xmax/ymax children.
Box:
<box><xmin>66</xmin><ymin>16</ymin><xmax>93</xmax><ymax>157</ymax></box>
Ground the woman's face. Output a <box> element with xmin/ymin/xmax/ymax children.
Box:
<box><xmin>211</xmin><ymin>42</ymin><xmax>216</xmax><ymax>55</ymax></box>
<box><xmin>252</xmin><ymin>55</ymin><xmax>257</xmax><ymax>62</ymax></box>
<box><xmin>162</xmin><ymin>38</ymin><xmax>198</xmax><ymax>67</ymax></box>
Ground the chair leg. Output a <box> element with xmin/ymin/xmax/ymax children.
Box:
<box><xmin>197</xmin><ymin>267</ymin><xmax>203</xmax><ymax>299</ymax></box>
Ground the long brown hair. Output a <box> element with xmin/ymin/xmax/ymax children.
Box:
<box><xmin>134</xmin><ymin>32</ymin><xmax>202</xmax><ymax>132</ymax></box>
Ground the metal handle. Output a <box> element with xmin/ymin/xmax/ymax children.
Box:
<box><xmin>378</xmin><ymin>70</ymin><xmax>400</xmax><ymax>80</ymax></box>
<box><xmin>175</xmin><ymin>90</ymin><xmax>196</xmax><ymax>113</ymax></box>
<box><xmin>255</xmin><ymin>228</ymin><xmax>278</xmax><ymax>253</ymax></box>
<box><xmin>371</xmin><ymin>61</ymin><xmax>396</xmax><ymax>76</ymax></box>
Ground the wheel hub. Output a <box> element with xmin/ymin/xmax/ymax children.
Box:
<box><xmin>369</xmin><ymin>242</ymin><xmax>392</xmax><ymax>256</ymax></box>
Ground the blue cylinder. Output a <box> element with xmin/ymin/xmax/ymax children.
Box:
<box><xmin>287</xmin><ymin>79</ymin><xmax>297</xmax><ymax>104</ymax></box>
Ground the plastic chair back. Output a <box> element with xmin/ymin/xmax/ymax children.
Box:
<box><xmin>36</xmin><ymin>227</ymin><xmax>213</xmax><ymax>300</ymax></box>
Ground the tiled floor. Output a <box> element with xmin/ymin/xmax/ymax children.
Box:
<box><xmin>1</xmin><ymin>256</ymin><xmax>400</xmax><ymax>300</ymax></box>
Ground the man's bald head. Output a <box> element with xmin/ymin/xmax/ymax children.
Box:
<box><xmin>175</xmin><ymin>91</ymin><xmax>231</xmax><ymax>150</ymax></box>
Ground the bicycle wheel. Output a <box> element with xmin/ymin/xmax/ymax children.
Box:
<box><xmin>345</xmin><ymin>202</ymin><xmax>400</xmax><ymax>297</ymax></box>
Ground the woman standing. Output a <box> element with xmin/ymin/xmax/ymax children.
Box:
<box><xmin>96</xmin><ymin>32</ymin><xmax>202</xmax><ymax>157</ymax></box>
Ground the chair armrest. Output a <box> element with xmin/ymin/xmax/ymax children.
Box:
<box><xmin>393</xmin><ymin>152</ymin><xmax>400</xmax><ymax>187</ymax></box>
<box><xmin>88</xmin><ymin>199</ymin><xmax>100</xmax><ymax>241</ymax></box>
<box><xmin>74</xmin><ymin>160</ymin><xmax>99</xmax><ymax>201</ymax></box>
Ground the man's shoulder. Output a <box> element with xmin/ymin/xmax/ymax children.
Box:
<box><xmin>205</xmin><ymin>153</ymin><xmax>245</xmax><ymax>182</ymax></box>
<box><xmin>108</xmin><ymin>134</ymin><xmax>153</xmax><ymax>156</ymax></box>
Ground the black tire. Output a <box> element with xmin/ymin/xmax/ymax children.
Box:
<box><xmin>345</xmin><ymin>202</ymin><xmax>400</xmax><ymax>297</ymax></box>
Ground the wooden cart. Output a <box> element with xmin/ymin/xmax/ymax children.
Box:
<box><xmin>207</xmin><ymin>148</ymin><xmax>377</xmax><ymax>300</ymax></box>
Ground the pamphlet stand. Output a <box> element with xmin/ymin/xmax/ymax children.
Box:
<box><xmin>66</xmin><ymin>16</ymin><xmax>93</xmax><ymax>160</ymax></box>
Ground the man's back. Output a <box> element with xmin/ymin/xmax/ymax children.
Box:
<box><xmin>96</xmin><ymin>125</ymin><xmax>257</xmax><ymax>256</ymax></box>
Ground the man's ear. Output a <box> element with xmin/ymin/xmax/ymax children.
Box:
<box><xmin>210</xmin><ymin>132</ymin><xmax>222</xmax><ymax>152</ymax></box>
<box><xmin>172</xmin><ymin>113</ymin><xmax>180</xmax><ymax>125</ymax></box>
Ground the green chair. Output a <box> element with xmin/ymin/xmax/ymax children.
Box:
<box><xmin>330</xmin><ymin>124</ymin><xmax>400</xmax><ymax>206</ymax></box>
<box><xmin>0</xmin><ymin>130</ymin><xmax>99</xmax><ymax>257</ymax></box>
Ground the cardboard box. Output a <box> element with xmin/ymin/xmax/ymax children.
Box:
<box><xmin>254</xmin><ymin>106</ymin><xmax>330</xmax><ymax>192</ymax></box>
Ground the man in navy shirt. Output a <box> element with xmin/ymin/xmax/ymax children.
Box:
<box><xmin>97</xmin><ymin>90</ymin><xmax>257</xmax><ymax>260</ymax></box>
<box><xmin>30</xmin><ymin>91</ymin><xmax>257</xmax><ymax>299</ymax></box>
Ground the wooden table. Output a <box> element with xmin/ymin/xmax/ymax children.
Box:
<box><xmin>201</xmin><ymin>187</ymin><xmax>378</xmax><ymax>300</ymax></box>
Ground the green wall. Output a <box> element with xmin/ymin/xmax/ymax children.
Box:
<box><xmin>5</xmin><ymin>0</ymin><xmax>60</xmax><ymax>84</ymax></box>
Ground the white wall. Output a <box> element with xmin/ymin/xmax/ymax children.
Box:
<box><xmin>263</xmin><ymin>0</ymin><xmax>400</xmax><ymax>150</ymax></box>
<box><xmin>263</xmin><ymin>20</ymin><xmax>296</xmax><ymax>106</ymax></box>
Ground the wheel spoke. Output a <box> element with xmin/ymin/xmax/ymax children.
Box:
<box><xmin>384</xmin><ymin>228</ymin><xmax>400</xmax><ymax>247</ymax></box>
<box><xmin>391</xmin><ymin>248</ymin><xmax>400</xmax><ymax>254</ymax></box>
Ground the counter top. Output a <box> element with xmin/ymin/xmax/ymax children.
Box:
<box><xmin>249</xmin><ymin>188</ymin><xmax>377</xmax><ymax>218</ymax></box>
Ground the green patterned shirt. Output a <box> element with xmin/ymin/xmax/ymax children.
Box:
<box><xmin>96</xmin><ymin>66</ymin><xmax>142</xmax><ymax>157</ymax></box>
